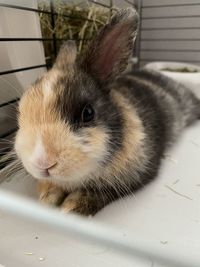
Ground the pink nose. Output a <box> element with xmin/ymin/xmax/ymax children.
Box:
<box><xmin>34</xmin><ymin>159</ymin><xmax>57</xmax><ymax>171</ymax></box>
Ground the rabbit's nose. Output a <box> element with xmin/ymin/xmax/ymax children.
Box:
<box><xmin>30</xmin><ymin>138</ymin><xmax>57</xmax><ymax>175</ymax></box>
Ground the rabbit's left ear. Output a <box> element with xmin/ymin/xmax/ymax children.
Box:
<box><xmin>81</xmin><ymin>8</ymin><xmax>139</xmax><ymax>84</ymax></box>
<box><xmin>53</xmin><ymin>40</ymin><xmax>77</xmax><ymax>69</ymax></box>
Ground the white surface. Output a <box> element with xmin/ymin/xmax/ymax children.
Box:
<box><xmin>0</xmin><ymin>67</ymin><xmax>200</xmax><ymax>266</ymax></box>
<box><xmin>2</xmin><ymin>191</ymin><xmax>198</xmax><ymax>267</ymax></box>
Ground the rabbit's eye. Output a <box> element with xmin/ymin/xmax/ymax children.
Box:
<box><xmin>81</xmin><ymin>104</ymin><xmax>95</xmax><ymax>123</ymax></box>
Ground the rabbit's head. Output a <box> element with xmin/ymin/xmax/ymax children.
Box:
<box><xmin>15</xmin><ymin>8</ymin><xmax>139</xmax><ymax>188</ymax></box>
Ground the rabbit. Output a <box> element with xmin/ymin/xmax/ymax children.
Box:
<box><xmin>14</xmin><ymin>8</ymin><xmax>200</xmax><ymax>215</ymax></box>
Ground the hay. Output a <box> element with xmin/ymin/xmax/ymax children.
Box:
<box><xmin>39</xmin><ymin>1</ymin><xmax>117</xmax><ymax>66</ymax></box>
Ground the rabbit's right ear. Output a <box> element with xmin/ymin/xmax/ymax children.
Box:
<box><xmin>81</xmin><ymin>8</ymin><xmax>139</xmax><ymax>84</ymax></box>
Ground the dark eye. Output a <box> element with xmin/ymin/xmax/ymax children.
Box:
<box><xmin>81</xmin><ymin>104</ymin><xmax>95</xmax><ymax>123</ymax></box>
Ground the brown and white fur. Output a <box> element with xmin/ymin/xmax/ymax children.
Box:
<box><xmin>15</xmin><ymin>8</ymin><xmax>200</xmax><ymax>215</ymax></box>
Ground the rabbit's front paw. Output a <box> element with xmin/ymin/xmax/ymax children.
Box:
<box><xmin>61</xmin><ymin>190</ymin><xmax>101</xmax><ymax>216</ymax></box>
<box><xmin>38</xmin><ymin>181</ymin><xmax>66</xmax><ymax>206</ymax></box>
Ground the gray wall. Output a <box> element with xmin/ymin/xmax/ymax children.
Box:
<box><xmin>139</xmin><ymin>0</ymin><xmax>200</xmax><ymax>66</ymax></box>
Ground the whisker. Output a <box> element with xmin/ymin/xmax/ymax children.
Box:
<box><xmin>0</xmin><ymin>76</ymin><xmax>22</xmax><ymax>97</ymax></box>
<box><xmin>0</xmin><ymin>138</ymin><xmax>15</xmax><ymax>143</ymax></box>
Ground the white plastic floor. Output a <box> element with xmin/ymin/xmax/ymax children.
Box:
<box><xmin>0</xmin><ymin>70</ymin><xmax>200</xmax><ymax>267</ymax></box>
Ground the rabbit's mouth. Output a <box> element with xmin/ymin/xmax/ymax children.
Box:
<box><xmin>22</xmin><ymin>157</ymin><xmax>102</xmax><ymax>190</ymax></box>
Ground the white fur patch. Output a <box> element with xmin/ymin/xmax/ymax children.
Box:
<box><xmin>43</xmin><ymin>70</ymin><xmax>60</xmax><ymax>100</ymax></box>
<box><xmin>43</xmin><ymin>80</ymin><xmax>52</xmax><ymax>98</ymax></box>
<box><xmin>30</xmin><ymin>137</ymin><xmax>46</xmax><ymax>167</ymax></box>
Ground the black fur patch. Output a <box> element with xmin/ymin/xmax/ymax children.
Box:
<box><xmin>54</xmin><ymin>69</ymin><xmax>124</xmax><ymax>163</ymax></box>
<box><xmin>117</xmin><ymin>75</ymin><xmax>170</xmax><ymax>154</ymax></box>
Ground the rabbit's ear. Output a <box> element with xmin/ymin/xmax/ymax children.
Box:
<box><xmin>53</xmin><ymin>40</ymin><xmax>77</xmax><ymax>69</ymax></box>
<box><xmin>81</xmin><ymin>8</ymin><xmax>139</xmax><ymax>84</ymax></box>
